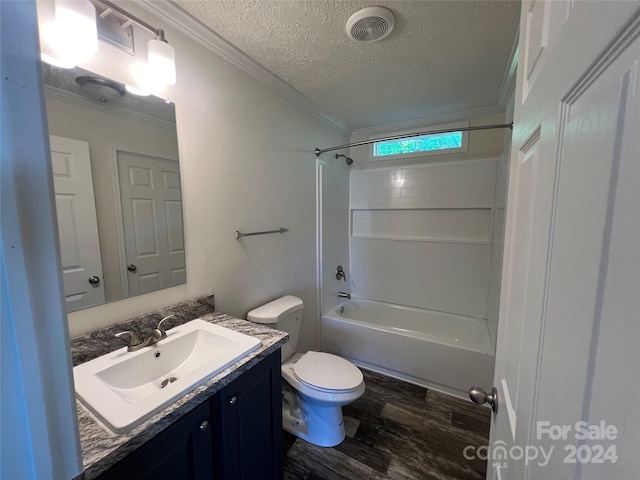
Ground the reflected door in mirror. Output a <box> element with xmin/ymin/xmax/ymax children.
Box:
<box><xmin>50</xmin><ymin>135</ymin><xmax>106</xmax><ymax>311</ymax></box>
<box><xmin>117</xmin><ymin>152</ymin><xmax>186</xmax><ymax>296</ymax></box>
<box><xmin>43</xmin><ymin>63</ymin><xmax>186</xmax><ymax>312</ymax></box>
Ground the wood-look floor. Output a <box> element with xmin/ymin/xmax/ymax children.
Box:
<box><xmin>283</xmin><ymin>368</ymin><xmax>491</xmax><ymax>480</ymax></box>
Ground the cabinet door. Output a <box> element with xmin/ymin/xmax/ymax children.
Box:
<box><xmin>98</xmin><ymin>401</ymin><xmax>213</xmax><ymax>480</ymax></box>
<box><xmin>214</xmin><ymin>350</ymin><xmax>283</xmax><ymax>480</ymax></box>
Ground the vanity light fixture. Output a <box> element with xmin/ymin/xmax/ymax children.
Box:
<box><xmin>98</xmin><ymin>0</ymin><xmax>177</xmax><ymax>90</ymax></box>
<box><xmin>147</xmin><ymin>30</ymin><xmax>176</xmax><ymax>86</ymax></box>
<box><xmin>41</xmin><ymin>0</ymin><xmax>99</xmax><ymax>68</ymax></box>
<box><xmin>41</xmin><ymin>0</ymin><xmax>177</xmax><ymax>91</ymax></box>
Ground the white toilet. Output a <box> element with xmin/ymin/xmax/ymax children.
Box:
<box><xmin>247</xmin><ymin>295</ymin><xmax>365</xmax><ymax>447</ymax></box>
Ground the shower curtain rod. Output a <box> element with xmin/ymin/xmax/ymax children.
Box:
<box><xmin>314</xmin><ymin>122</ymin><xmax>513</xmax><ymax>157</ymax></box>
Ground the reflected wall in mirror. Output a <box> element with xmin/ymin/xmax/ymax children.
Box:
<box><xmin>43</xmin><ymin>63</ymin><xmax>186</xmax><ymax>312</ymax></box>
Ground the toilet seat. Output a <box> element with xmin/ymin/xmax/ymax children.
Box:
<box><xmin>292</xmin><ymin>351</ymin><xmax>363</xmax><ymax>392</ymax></box>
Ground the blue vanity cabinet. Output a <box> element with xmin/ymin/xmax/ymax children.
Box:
<box><xmin>212</xmin><ymin>348</ymin><xmax>283</xmax><ymax>480</ymax></box>
<box><xmin>96</xmin><ymin>401</ymin><xmax>213</xmax><ymax>480</ymax></box>
<box><xmin>95</xmin><ymin>349</ymin><xmax>282</xmax><ymax>480</ymax></box>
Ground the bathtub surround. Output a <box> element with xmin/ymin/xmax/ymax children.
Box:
<box><xmin>349</xmin><ymin>158</ymin><xmax>500</xmax><ymax>320</ymax></box>
<box><xmin>485</xmin><ymin>152</ymin><xmax>509</xmax><ymax>349</ymax></box>
<box><xmin>322</xmin><ymin>300</ymin><xmax>494</xmax><ymax>398</ymax></box>
<box><xmin>319</xmin><ymin>160</ymin><xmax>351</xmax><ymax>318</ymax></box>
<box><xmin>315</xmin><ymin>112</ymin><xmax>508</xmax><ymax>398</ymax></box>
<box><xmin>283</xmin><ymin>368</ymin><xmax>490</xmax><ymax>480</ymax></box>
<box><xmin>69</xmin><ymin>295</ymin><xmax>287</xmax><ymax>478</ymax></box>
<box><xmin>339</xmin><ymin>157</ymin><xmax>503</xmax><ymax>392</ymax></box>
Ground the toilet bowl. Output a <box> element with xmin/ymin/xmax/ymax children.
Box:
<box><xmin>281</xmin><ymin>351</ymin><xmax>365</xmax><ymax>446</ymax></box>
<box><xmin>247</xmin><ymin>296</ymin><xmax>365</xmax><ymax>447</ymax></box>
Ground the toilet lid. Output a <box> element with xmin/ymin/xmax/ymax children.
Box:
<box><xmin>293</xmin><ymin>351</ymin><xmax>363</xmax><ymax>391</ymax></box>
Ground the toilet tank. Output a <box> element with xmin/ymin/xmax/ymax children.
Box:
<box><xmin>247</xmin><ymin>296</ymin><xmax>303</xmax><ymax>362</ymax></box>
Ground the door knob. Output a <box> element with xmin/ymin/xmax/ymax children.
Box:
<box><xmin>127</xmin><ymin>264</ymin><xmax>137</xmax><ymax>272</ymax></box>
<box><xmin>229</xmin><ymin>396</ymin><xmax>237</xmax><ymax>405</ymax></box>
<box><xmin>468</xmin><ymin>386</ymin><xmax>498</xmax><ymax>413</ymax></box>
<box><xmin>88</xmin><ymin>276</ymin><xmax>100</xmax><ymax>285</ymax></box>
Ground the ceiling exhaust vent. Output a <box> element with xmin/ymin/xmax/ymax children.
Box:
<box><xmin>346</xmin><ymin>6</ymin><xmax>395</xmax><ymax>43</ymax></box>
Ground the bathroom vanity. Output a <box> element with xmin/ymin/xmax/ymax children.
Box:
<box><xmin>96</xmin><ymin>349</ymin><xmax>282</xmax><ymax>480</ymax></box>
<box><xmin>70</xmin><ymin>297</ymin><xmax>287</xmax><ymax>480</ymax></box>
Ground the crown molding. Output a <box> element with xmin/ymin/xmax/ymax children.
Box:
<box><xmin>350</xmin><ymin>105</ymin><xmax>505</xmax><ymax>140</ymax></box>
<box><xmin>44</xmin><ymin>86</ymin><xmax>177</xmax><ymax>131</ymax></box>
<box><xmin>498</xmin><ymin>29</ymin><xmax>519</xmax><ymax>109</ymax></box>
<box><xmin>138</xmin><ymin>1</ymin><xmax>350</xmax><ymax>134</ymax></box>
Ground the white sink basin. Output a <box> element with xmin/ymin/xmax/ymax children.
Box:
<box><xmin>73</xmin><ymin>319</ymin><xmax>261</xmax><ymax>434</ymax></box>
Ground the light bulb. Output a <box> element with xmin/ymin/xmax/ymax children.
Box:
<box><xmin>147</xmin><ymin>39</ymin><xmax>176</xmax><ymax>86</ymax></box>
<box><xmin>130</xmin><ymin>61</ymin><xmax>167</xmax><ymax>96</ymax></box>
<box><xmin>44</xmin><ymin>0</ymin><xmax>98</xmax><ymax>65</ymax></box>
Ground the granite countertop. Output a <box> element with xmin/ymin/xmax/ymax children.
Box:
<box><xmin>70</xmin><ymin>296</ymin><xmax>288</xmax><ymax>479</ymax></box>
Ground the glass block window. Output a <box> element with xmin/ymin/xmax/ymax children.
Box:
<box><xmin>374</xmin><ymin>131</ymin><xmax>463</xmax><ymax>157</ymax></box>
<box><xmin>369</xmin><ymin>121</ymin><xmax>469</xmax><ymax>161</ymax></box>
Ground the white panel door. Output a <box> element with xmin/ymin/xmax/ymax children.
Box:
<box><xmin>50</xmin><ymin>135</ymin><xmax>105</xmax><ymax>311</ymax></box>
<box><xmin>485</xmin><ymin>3</ymin><xmax>640</xmax><ymax>479</ymax></box>
<box><xmin>117</xmin><ymin>152</ymin><xmax>185</xmax><ymax>296</ymax></box>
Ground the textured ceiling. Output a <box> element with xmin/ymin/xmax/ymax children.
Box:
<box><xmin>174</xmin><ymin>0</ymin><xmax>520</xmax><ymax>130</ymax></box>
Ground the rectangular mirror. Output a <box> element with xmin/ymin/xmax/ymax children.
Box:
<box><xmin>42</xmin><ymin>63</ymin><xmax>186</xmax><ymax>312</ymax></box>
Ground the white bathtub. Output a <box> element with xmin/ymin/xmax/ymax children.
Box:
<box><xmin>321</xmin><ymin>299</ymin><xmax>495</xmax><ymax>398</ymax></box>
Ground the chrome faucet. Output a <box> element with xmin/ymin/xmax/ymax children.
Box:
<box><xmin>338</xmin><ymin>291</ymin><xmax>351</xmax><ymax>299</ymax></box>
<box><xmin>116</xmin><ymin>315</ymin><xmax>176</xmax><ymax>352</ymax></box>
<box><xmin>336</xmin><ymin>265</ymin><xmax>347</xmax><ymax>282</ymax></box>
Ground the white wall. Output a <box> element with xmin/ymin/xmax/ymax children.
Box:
<box><xmin>45</xmin><ymin>95</ymin><xmax>179</xmax><ymax>301</ymax></box>
<box><xmin>58</xmin><ymin>4</ymin><xmax>347</xmax><ymax>353</ymax></box>
<box><xmin>349</xmin><ymin>159</ymin><xmax>498</xmax><ymax>318</ymax></box>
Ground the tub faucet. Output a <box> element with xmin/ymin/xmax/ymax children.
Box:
<box><xmin>338</xmin><ymin>291</ymin><xmax>351</xmax><ymax>299</ymax></box>
<box><xmin>336</xmin><ymin>265</ymin><xmax>347</xmax><ymax>282</ymax></box>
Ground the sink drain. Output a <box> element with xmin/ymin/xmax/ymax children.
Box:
<box><xmin>161</xmin><ymin>377</ymin><xmax>178</xmax><ymax>388</ymax></box>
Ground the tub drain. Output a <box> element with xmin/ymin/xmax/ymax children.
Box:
<box><xmin>161</xmin><ymin>377</ymin><xmax>178</xmax><ymax>388</ymax></box>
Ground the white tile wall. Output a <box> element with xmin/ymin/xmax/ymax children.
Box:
<box><xmin>350</xmin><ymin>239</ymin><xmax>491</xmax><ymax>318</ymax></box>
<box><xmin>351</xmin><ymin>208</ymin><xmax>492</xmax><ymax>243</ymax></box>
<box><xmin>350</xmin><ymin>160</ymin><xmax>496</xmax><ymax>209</ymax></box>
<box><xmin>349</xmin><ymin>159</ymin><xmax>499</xmax><ymax>318</ymax></box>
